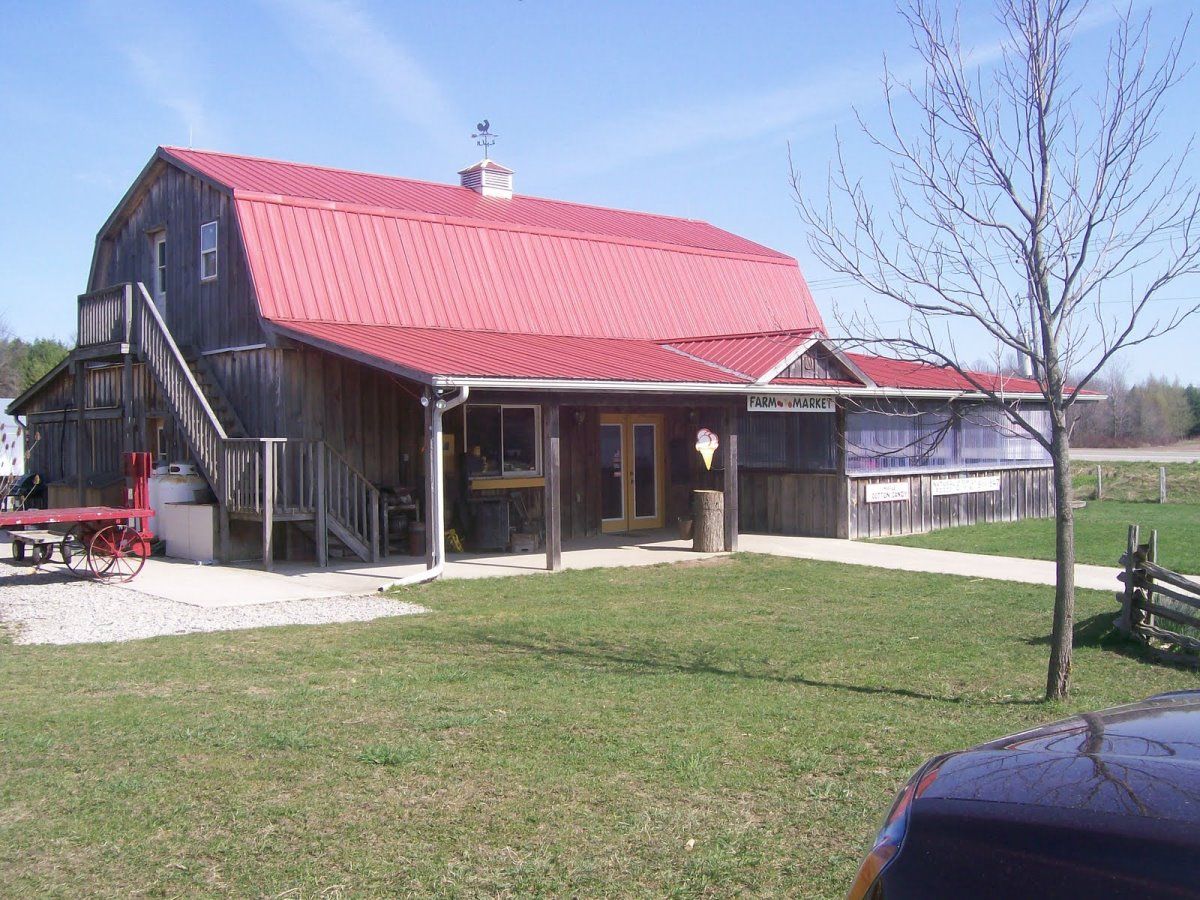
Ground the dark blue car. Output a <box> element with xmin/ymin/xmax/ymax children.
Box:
<box><xmin>849</xmin><ymin>690</ymin><xmax>1200</xmax><ymax>899</ymax></box>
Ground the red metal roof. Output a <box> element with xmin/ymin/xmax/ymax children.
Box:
<box><xmin>770</xmin><ymin>376</ymin><xmax>865</xmax><ymax>389</ymax></box>
<box><xmin>846</xmin><ymin>353</ymin><xmax>1047</xmax><ymax>394</ymax></box>
<box><xmin>150</xmin><ymin>148</ymin><xmax>1063</xmax><ymax>396</ymax></box>
<box><xmin>163</xmin><ymin>147</ymin><xmax>791</xmax><ymax>260</ymax></box>
<box><xmin>664</xmin><ymin>330</ymin><xmax>817</xmax><ymax>379</ymax></box>
<box><xmin>274</xmin><ymin>320</ymin><xmax>746</xmax><ymax>383</ymax></box>
<box><xmin>231</xmin><ymin>194</ymin><xmax>820</xmax><ymax>340</ymax></box>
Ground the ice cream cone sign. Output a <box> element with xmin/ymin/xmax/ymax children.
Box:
<box><xmin>695</xmin><ymin>427</ymin><xmax>719</xmax><ymax>471</ymax></box>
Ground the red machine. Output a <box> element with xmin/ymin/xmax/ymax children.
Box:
<box><xmin>0</xmin><ymin>451</ymin><xmax>156</xmax><ymax>583</ymax></box>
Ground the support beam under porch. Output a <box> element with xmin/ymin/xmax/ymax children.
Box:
<box><xmin>543</xmin><ymin>400</ymin><xmax>562</xmax><ymax>571</ymax></box>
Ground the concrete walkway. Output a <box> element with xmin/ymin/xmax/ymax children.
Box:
<box><xmin>131</xmin><ymin>532</ymin><xmax>718</xmax><ymax>607</ymax></box>
<box><xmin>738</xmin><ymin>534</ymin><xmax>1122</xmax><ymax>593</ymax></box>
<box><xmin>19</xmin><ymin>527</ymin><xmax>1125</xmax><ymax>611</ymax></box>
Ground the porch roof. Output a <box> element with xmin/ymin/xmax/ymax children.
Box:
<box><xmin>271</xmin><ymin>319</ymin><xmax>748</xmax><ymax>384</ymax></box>
<box><xmin>267</xmin><ymin>319</ymin><xmax>1076</xmax><ymax>401</ymax></box>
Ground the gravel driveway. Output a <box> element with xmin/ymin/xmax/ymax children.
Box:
<box><xmin>0</xmin><ymin>562</ymin><xmax>426</xmax><ymax>646</ymax></box>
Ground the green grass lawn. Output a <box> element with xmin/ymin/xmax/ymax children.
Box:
<box><xmin>2</xmin><ymin>556</ymin><xmax>1198</xmax><ymax>898</ymax></box>
<box><xmin>1072</xmin><ymin>460</ymin><xmax>1200</xmax><ymax>504</ymax></box>
<box><xmin>880</xmin><ymin>500</ymin><xmax>1200</xmax><ymax>574</ymax></box>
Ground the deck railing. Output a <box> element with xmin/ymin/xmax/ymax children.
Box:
<box><xmin>78</xmin><ymin>282</ymin><xmax>382</xmax><ymax>566</ymax></box>
<box><xmin>78</xmin><ymin>284</ymin><xmax>132</xmax><ymax>347</ymax></box>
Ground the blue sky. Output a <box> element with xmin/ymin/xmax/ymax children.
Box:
<box><xmin>1</xmin><ymin>0</ymin><xmax>1197</xmax><ymax>382</ymax></box>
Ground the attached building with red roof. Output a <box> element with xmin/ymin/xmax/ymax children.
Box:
<box><xmin>10</xmin><ymin>146</ymin><xmax>1070</xmax><ymax>570</ymax></box>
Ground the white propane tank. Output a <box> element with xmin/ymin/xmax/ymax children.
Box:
<box><xmin>151</xmin><ymin>462</ymin><xmax>208</xmax><ymax>543</ymax></box>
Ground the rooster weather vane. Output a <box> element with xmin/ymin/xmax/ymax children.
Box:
<box><xmin>472</xmin><ymin>120</ymin><xmax>498</xmax><ymax>158</ymax></box>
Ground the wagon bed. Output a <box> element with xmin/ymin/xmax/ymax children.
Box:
<box><xmin>2</xmin><ymin>506</ymin><xmax>155</xmax><ymax>583</ymax></box>
<box><xmin>0</xmin><ymin>506</ymin><xmax>154</xmax><ymax>528</ymax></box>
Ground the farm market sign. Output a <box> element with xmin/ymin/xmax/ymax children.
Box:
<box><xmin>931</xmin><ymin>475</ymin><xmax>1002</xmax><ymax>496</ymax></box>
<box><xmin>746</xmin><ymin>394</ymin><xmax>836</xmax><ymax>413</ymax></box>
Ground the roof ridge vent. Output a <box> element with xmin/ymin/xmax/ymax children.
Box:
<box><xmin>458</xmin><ymin>158</ymin><xmax>514</xmax><ymax>199</ymax></box>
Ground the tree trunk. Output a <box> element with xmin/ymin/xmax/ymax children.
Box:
<box><xmin>1045</xmin><ymin>414</ymin><xmax>1076</xmax><ymax>701</ymax></box>
<box><xmin>692</xmin><ymin>490</ymin><xmax>725</xmax><ymax>553</ymax></box>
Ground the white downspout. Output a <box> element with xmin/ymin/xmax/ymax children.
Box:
<box><xmin>380</xmin><ymin>385</ymin><xmax>469</xmax><ymax>590</ymax></box>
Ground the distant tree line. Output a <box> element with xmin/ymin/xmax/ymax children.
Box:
<box><xmin>1070</xmin><ymin>368</ymin><xmax>1200</xmax><ymax>447</ymax></box>
<box><xmin>0</xmin><ymin>317</ymin><xmax>70</xmax><ymax>397</ymax></box>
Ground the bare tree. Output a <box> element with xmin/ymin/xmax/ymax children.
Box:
<box><xmin>795</xmin><ymin>0</ymin><xmax>1200</xmax><ymax>699</ymax></box>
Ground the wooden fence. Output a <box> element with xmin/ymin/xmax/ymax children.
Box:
<box><xmin>1117</xmin><ymin>524</ymin><xmax>1200</xmax><ymax>665</ymax></box>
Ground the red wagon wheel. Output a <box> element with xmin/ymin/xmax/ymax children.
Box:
<box><xmin>61</xmin><ymin>525</ymin><xmax>92</xmax><ymax>578</ymax></box>
<box><xmin>87</xmin><ymin>524</ymin><xmax>147</xmax><ymax>584</ymax></box>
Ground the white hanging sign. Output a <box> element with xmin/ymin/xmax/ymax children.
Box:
<box><xmin>746</xmin><ymin>394</ymin><xmax>836</xmax><ymax>413</ymax></box>
<box><xmin>931</xmin><ymin>475</ymin><xmax>1002</xmax><ymax>496</ymax></box>
<box><xmin>865</xmin><ymin>482</ymin><xmax>910</xmax><ymax>503</ymax></box>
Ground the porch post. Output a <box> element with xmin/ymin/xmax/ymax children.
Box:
<box><xmin>314</xmin><ymin>444</ymin><xmax>328</xmax><ymax>567</ymax></box>
<box><xmin>424</xmin><ymin>392</ymin><xmax>436</xmax><ymax>570</ymax></box>
<box><xmin>121</xmin><ymin>354</ymin><xmax>135</xmax><ymax>454</ymax></box>
<box><xmin>835</xmin><ymin>400</ymin><xmax>850</xmax><ymax>539</ymax></box>
<box><xmin>544</xmin><ymin>400</ymin><xmax>562</xmax><ymax>571</ymax></box>
<box><xmin>73</xmin><ymin>359</ymin><xmax>86</xmax><ymax>505</ymax></box>
<box><xmin>723</xmin><ymin>403</ymin><xmax>739</xmax><ymax>552</ymax></box>
<box><xmin>262</xmin><ymin>439</ymin><xmax>275</xmax><ymax>571</ymax></box>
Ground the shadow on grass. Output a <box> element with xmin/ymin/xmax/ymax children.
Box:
<box><xmin>1025</xmin><ymin>611</ymin><xmax>1178</xmax><ymax>667</ymax></box>
<box><xmin>471</xmin><ymin>632</ymin><xmax>1043</xmax><ymax>707</ymax></box>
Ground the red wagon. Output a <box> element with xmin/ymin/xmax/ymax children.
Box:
<box><xmin>0</xmin><ymin>453</ymin><xmax>155</xmax><ymax>584</ymax></box>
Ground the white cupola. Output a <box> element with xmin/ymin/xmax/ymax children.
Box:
<box><xmin>458</xmin><ymin>158</ymin><xmax>514</xmax><ymax>199</ymax></box>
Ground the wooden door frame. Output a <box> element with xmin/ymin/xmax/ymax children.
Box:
<box><xmin>599</xmin><ymin>412</ymin><xmax>666</xmax><ymax>533</ymax></box>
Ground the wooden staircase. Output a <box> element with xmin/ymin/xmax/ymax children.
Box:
<box><xmin>76</xmin><ymin>282</ymin><xmax>382</xmax><ymax>568</ymax></box>
<box><xmin>186</xmin><ymin>354</ymin><xmax>249</xmax><ymax>439</ymax></box>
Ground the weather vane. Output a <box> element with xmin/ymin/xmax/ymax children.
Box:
<box><xmin>472</xmin><ymin>120</ymin><xmax>498</xmax><ymax>158</ymax></box>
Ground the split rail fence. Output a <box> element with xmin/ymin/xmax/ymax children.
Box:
<box><xmin>1117</xmin><ymin>524</ymin><xmax>1200</xmax><ymax>665</ymax></box>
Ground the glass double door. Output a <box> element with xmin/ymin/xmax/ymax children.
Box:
<box><xmin>599</xmin><ymin>414</ymin><xmax>665</xmax><ymax>533</ymax></box>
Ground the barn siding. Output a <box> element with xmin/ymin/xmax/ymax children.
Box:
<box><xmin>738</xmin><ymin>472</ymin><xmax>841</xmax><ymax>537</ymax></box>
<box><xmin>846</xmin><ymin>467</ymin><xmax>1054</xmax><ymax>539</ymax></box>
<box><xmin>19</xmin><ymin>361</ymin><xmax>189</xmax><ymax>495</ymax></box>
<box><xmin>91</xmin><ymin>162</ymin><xmax>263</xmax><ymax>352</ymax></box>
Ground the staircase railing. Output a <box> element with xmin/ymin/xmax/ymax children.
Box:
<box><xmin>130</xmin><ymin>283</ymin><xmax>229</xmax><ymax>489</ymax></box>
<box><xmin>322</xmin><ymin>442</ymin><xmax>381</xmax><ymax>561</ymax></box>
<box><xmin>80</xmin><ymin>282</ymin><xmax>382</xmax><ymax>565</ymax></box>
<box><xmin>223</xmin><ymin>439</ymin><xmax>379</xmax><ymax>562</ymax></box>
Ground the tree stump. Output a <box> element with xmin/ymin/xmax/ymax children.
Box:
<box><xmin>692</xmin><ymin>490</ymin><xmax>724</xmax><ymax>553</ymax></box>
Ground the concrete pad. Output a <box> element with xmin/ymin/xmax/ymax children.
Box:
<box><xmin>132</xmin><ymin>532</ymin><xmax>719</xmax><ymax>607</ymax></box>
<box><xmin>103</xmin><ymin>531</ymin><xmax>1125</xmax><ymax>610</ymax></box>
<box><xmin>738</xmin><ymin>534</ymin><xmax>1121</xmax><ymax>593</ymax></box>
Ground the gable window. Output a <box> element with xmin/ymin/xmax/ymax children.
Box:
<box><xmin>465</xmin><ymin>405</ymin><xmax>541</xmax><ymax>479</ymax></box>
<box><xmin>153</xmin><ymin>232</ymin><xmax>167</xmax><ymax>303</ymax></box>
<box><xmin>200</xmin><ymin>221</ymin><xmax>218</xmax><ymax>281</ymax></box>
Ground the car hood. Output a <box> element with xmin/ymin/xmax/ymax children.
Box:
<box><xmin>919</xmin><ymin>691</ymin><xmax>1200</xmax><ymax>823</ymax></box>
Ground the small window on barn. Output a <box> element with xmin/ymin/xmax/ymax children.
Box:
<box><xmin>153</xmin><ymin>233</ymin><xmax>167</xmax><ymax>303</ymax></box>
<box><xmin>200</xmin><ymin>221</ymin><xmax>218</xmax><ymax>281</ymax></box>
<box><xmin>465</xmin><ymin>404</ymin><xmax>541</xmax><ymax>478</ymax></box>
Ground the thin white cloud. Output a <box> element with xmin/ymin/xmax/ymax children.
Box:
<box><xmin>81</xmin><ymin>0</ymin><xmax>221</xmax><ymax>146</ymax></box>
<box><xmin>124</xmin><ymin>47</ymin><xmax>216</xmax><ymax>147</ymax></box>
<box><xmin>541</xmin><ymin>2</ymin><xmax>1129</xmax><ymax>179</ymax></box>
<box><xmin>262</xmin><ymin>0</ymin><xmax>458</xmax><ymax>145</ymax></box>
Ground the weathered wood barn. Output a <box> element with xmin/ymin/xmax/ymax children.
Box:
<box><xmin>9</xmin><ymin>146</ymin><xmax>1067</xmax><ymax>572</ymax></box>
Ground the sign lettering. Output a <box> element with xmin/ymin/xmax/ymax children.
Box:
<box><xmin>931</xmin><ymin>475</ymin><xmax>1002</xmax><ymax>497</ymax></box>
<box><xmin>746</xmin><ymin>394</ymin><xmax>836</xmax><ymax>413</ymax></box>
<box><xmin>865</xmin><ymin>482</ymin><xmax>910</xmax><ymax>503</ymax></box>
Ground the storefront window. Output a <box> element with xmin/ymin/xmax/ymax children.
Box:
<box><xmin>465</xmin><ymin>405</ymin><xmax>541</xmax><ymax>478</ymax></box>
<box><xmin>845</xmin><ymin>401</ymin><xmax>1050</xmax><ymax>473</ymax></box>
<box><xmin>739</xmin><ymin>412</ymin><xmax>836</xmax><ymax>471</ymax></box>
